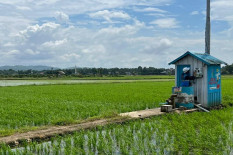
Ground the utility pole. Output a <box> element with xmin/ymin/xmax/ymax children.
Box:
<box><xmin>205</xmin><ymin>0</ymin><xmax>211</xmax><ymax>54</ymax></box>
<box><xmin>75</xmin><ymin>65</ymin><xmax>77</xmax><ymax>74</ymax></box>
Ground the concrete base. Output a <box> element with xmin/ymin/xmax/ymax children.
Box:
<box><xmin>120</xmin><ymin>108</ymin><xmax>165</xmax><ymax>118</ymax></box>
<box><xmin>161</xmin><ymin>105</ymin><xmax>173</xmax><ymax>112</ymax></box>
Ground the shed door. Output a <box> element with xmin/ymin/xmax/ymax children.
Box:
<box><xmin>207</xmin><ymin>65</ymin><xmax>221</xmax><ymax>107</ymax></box>
<box><xmin>177</xmin><ymin>65</ymin><xmax>190</xmax><ymax>87</ymax></box>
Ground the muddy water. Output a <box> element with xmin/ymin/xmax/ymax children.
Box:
<box><xmin>0</xmin><ymin>79</ymin><xmax>173</xmax><ymax>87</ymax></box>
<box><xmin>0</xmin><ymin>80</ymin><xmax>94</xmax><ymax>86</ymax></box>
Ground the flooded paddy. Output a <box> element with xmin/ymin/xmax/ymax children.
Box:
<box><xmin>6</xmin><ymin>112</ymin><xmax>233</xmax><ymax>155</ymax></box>
<box><xmin>0</xmin><ymin>79</ymin><xmax>173</xmax><ymax>87</ymax></box>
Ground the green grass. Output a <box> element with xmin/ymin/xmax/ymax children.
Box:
<box><xmin>0</xmin><ymin>81</ymin><xmax>172</xmax><ymax>136</ymax></box>
<box><xmin>222</xmin><ymin>75</ymin><xmax>233</xmax><ymax>79</ymax></box>
<box><xmin>2</xmin><ymin>108</ymin><xmax>233</xmax><ymax>154</ymax></box>
<box><xmin>0</xmin><ymin>77</ymin><xmax>232</xmax><ymax>153</ymax></box>
<box><xmin>222</xmin><ymin>79</ymin><xmax>233</xmax><ymax>105</ymax></box>
<box><xmin>0</xmin><ymin>77</ymin><xmax>232</xmax><ymax>137</ymax></box>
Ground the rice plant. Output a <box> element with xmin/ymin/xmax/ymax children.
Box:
<box><xmin>2</xmin><ymin>107</ymin><xmax>232</xmax><ymax>154</ymax></box>
<box><xmin>0</xmin><ymin>81</ymin><xmax>172</xmax><ymax>136</ymax></box>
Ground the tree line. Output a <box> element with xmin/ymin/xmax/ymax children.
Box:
<box><xmin>222</xmin><ymin>64</ymin><xmax>233</xmax><ymax>75</ymax></box>
<box><xmin>0</xmin><ymin>64</ymin><xmax>232</xmax><ymax>78</ymax></box>
<box><xmin>0</xmin><ymin>66</ymin><xmax>175</xmax><ymax>78</ymax></box>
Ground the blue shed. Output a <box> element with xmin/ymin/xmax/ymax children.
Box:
<box><xmin>169</xmin><ymin>51</ymin><xmax>227</xmax><ymax>109</ymax></box>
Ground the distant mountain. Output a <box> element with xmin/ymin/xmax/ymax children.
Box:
<box><xmin>0</xmin><ymin>65</ymin><xmax>59</xmax><ymax>71</ymax></box>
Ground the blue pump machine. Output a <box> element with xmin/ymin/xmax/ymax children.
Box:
<box><xmin>172</xmin><ymin>67</ymin><xmax>195</xmax><ymax>109</ymax></box>
<box><xmin>172</xmin><ymin>86</ymin><xmax>194</xmax><ymax>109</ymax></box>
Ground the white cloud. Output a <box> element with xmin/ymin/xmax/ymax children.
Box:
<box><xmin>0</xmin><ymin>0</ymin><xmax>232</xmax><ymax>67</ymax></box>
<box><xmin>126</xmin><ymin>37</ymin><xmax>173</xmax><ymax>54</ymax></box>
<box><xmin>143</xmin><ymin>38</ymin><xmax>173</xmax><ymax>54</ymax></box>
<box><xmin>82</xmin><ymin>45</ymin><xmax>106</xmax><ymax>54</ymax></box>
<box><xmin>191</xmin><ymin>11</ymin><xmax>199</xmax><ymax>15</ymax></box>
<box><xmin>134</xmin><ymin>7</ymin><xmax>167</xmax><ymax>13</ymax></box>
<box><xmin>150</xmin><ymin>18</ymin><xmax>179</xmax><ymax>28</ymax></box>
<box><xmin>16</xmin><ymin>6</ymin><xmax>31</xmax><ymax>11</ymax></box>
<box><xmin>7</xmin><ymin>50</ymin><xmax>20</xmax><ymax>55</ymax></box>
<box><xmin>0</xmin><ymin>20</ymin><xmax>176</xmax><ymax>67</ymax></box>
<box><xmin>20</xmin><ymin>22</ymin><xmax>59</xmax><ymax>35</ymax></box>
<box><xmin>0</xmin><ymin>0</ymin><xmax>172</xmax><ymax>21</ymax></box>
<box><xmin>18</xmin><ymin>22</ymin><xmax>60</xmax><ymax>45</ymax></box>
<box><xmin>97</xmin><ymin>20</ymin><xmax>144</xmax><ymax>36</ymax></box>
<box><xmin>55</xmin><ymin>11</ymin><xmax>69</xmax><ymax>24</ymax></box>
<box><xmin>212</xmin><ymin>0</ymin><xmax>233</xmax><ymax>23</ymax></box>
<box><xmin>61</xmin><ymin>53</ymin><xmax>81</xmax><ymax>61</ymax></box>
<box><xmin>3</xmin><ymin>42</ymin><xmax>15</xmax><ymax>47</ymax></box>
<box><xmin>25</xmin><ymin>49</ymin><xmax>40</xmax><ymax>55</ymax></box>
<box><xmin>159</xmin><ymin>38</ymin><xmax>173</xmax><ymax>48</ymax></box>
<box><xmin>42</xmin><ymin>39</ymin><xmax>68</xmax><ymax>48</ymax></box>
<box><xmin>0</xmin><ymin>19</ymin><xmax>232</xmax><ymax>67</ymax></box>
<box><xmin>35</xmin><ymin>0</ymin><xmax>61</xmax><ymax>6</ymax></box>
<box><xmin>89</xmin><ymin>10</ymin><xmax>131</xmax><ymax>22</ymax></box>
<box><xmin>211</xmin><ymin>0</ymin><xmax>233</xmax><ymax>47</ymax></box>
<box><xmin>146</xmin><ymin>13</ymin><xmax>166</xmax><ymax>17</ymax></box>
<box><xmin>129</xmin><ymin>0</ymin><xmax>172</xmax><ymax>6</ymax></box>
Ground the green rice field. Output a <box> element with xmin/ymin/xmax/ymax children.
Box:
<box><xmin>3</xmin><ymin>108</ymin><xmax>233</xmax><ymax>154</ymax></box>
<box><xmin>0</xmin><ymin>81</ymin><xmax>172</xmax><ymax>136</ymax></box>
<box><xmin>0</xmin><ymin>76</ymin><xmax>232</xmax><ymax>154</ymax></box>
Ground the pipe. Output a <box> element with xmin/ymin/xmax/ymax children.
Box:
<box><xmin>194</xmin><ymin>104</ymin><xmax>210</xmax><ymax>112</ymax></box>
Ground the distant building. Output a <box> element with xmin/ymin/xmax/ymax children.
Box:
<box><xmin>161</xmin><ymin>68</ymin><xmax>175</xmax><ymax>75</ymax></box>
<box><xmin>160</xmin><ymin>71</ymin><xmax>167</xmax><ymax>75</ymax></box>
<box><xmin>125</xmin><ymin>72</ymin><xmax>132</xmax><ymax>76</ymax></box>
<box><xmin>58</xmin><ymin>71</ymin><xmax>65</xmax><ymax>75</ymax></box>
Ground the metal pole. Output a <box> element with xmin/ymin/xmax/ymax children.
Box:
<box><xmin>195</xmin><ymin>104</ymin><xmax>210</xmax><ymax>112</ymax></box>
<box><xmin>205</xmin><ymin>0</ymin><xmax>211</xmax><ymax>54</ymax></box>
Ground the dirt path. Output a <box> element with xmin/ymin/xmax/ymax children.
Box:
<box><xmin>120</xmin><ymin>108</ymin><xmax>164</xmax><ymax>118</ymax></box>
<box><xmin>0</xmin><ymin>108</ymin><xmax>196</xmax><ymax>146</ymax></box>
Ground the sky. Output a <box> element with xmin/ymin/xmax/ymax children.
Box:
<box><xmin>0</xmin><ymin>0</ymin><xmax>232</xmax><ymax>68</ymax></box>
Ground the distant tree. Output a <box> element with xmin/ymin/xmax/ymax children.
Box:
<box><xmin>137</xmin><ymin>66</ymin><xmax>142</xmax><ymax>75</ymax></box>
<box><xmin>222</xmin><ymin>64</ymin><xmax>233</xmax><ymax>75</ymax></box>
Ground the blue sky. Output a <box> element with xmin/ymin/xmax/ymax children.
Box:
<box><xmin>0</xmin><ymin>0</ymin><xmax>232</xmax><ymax>68</ymax></box>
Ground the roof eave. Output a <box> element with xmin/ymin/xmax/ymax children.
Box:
<box><xmin>222</xmin><ymin>61</ymin><xmax>228</xmax><ymax>65</ymax></box>
<box><xmin>168</xmin><ymin>51</ymin><xmax>227</xmax><ymax>65</ymax></box>
<box><xmin>168</xmin><ymin>51</ymin><xmax>211</xmax><ymax>65</ymax></box>
<box><xmin>168</xmin><ymin>51</ymin><xmax>190</xmax><ymax>65</ymax></box>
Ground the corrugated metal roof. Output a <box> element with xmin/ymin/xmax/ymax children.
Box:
<box><xmin>169</xmin><ymin>51</ymin><xmax>228</xmax><ymax>65</ymax></box>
